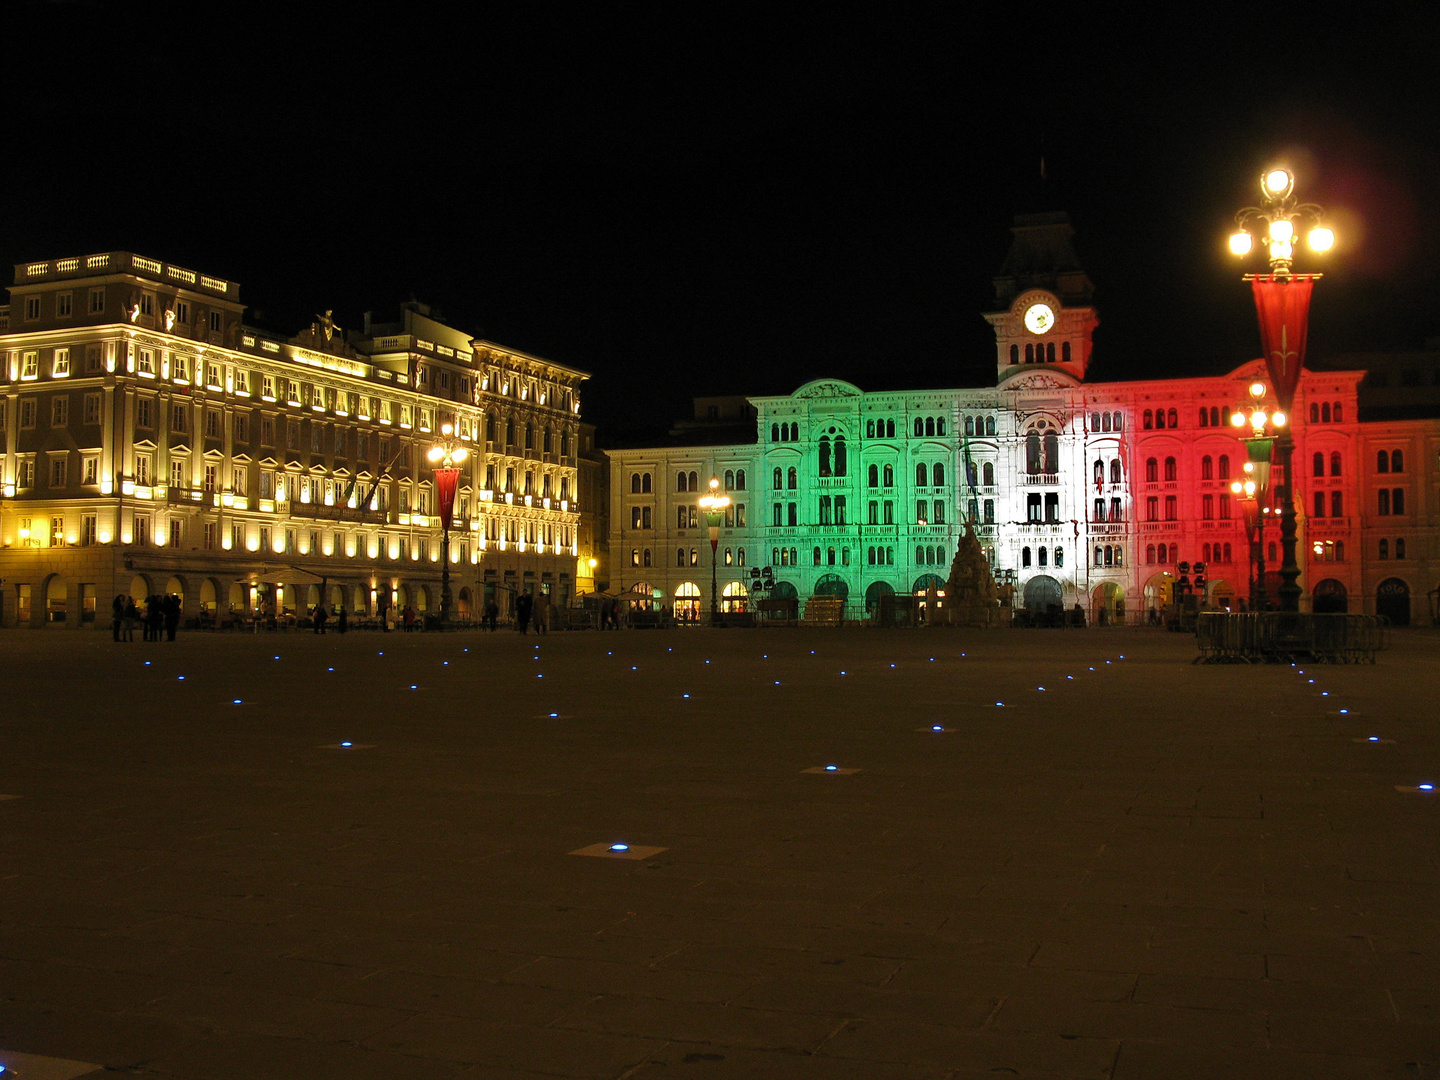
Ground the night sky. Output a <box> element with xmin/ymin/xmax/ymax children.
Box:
<box><xmin>6</xmin><ymin>5</ymin><xmax>1439</xmax><ymax>440</ymax></box>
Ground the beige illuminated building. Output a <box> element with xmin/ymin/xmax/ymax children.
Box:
<box><xmin>0</xmin><ymin>253</ymin><xmax>589</xmax><ymax>628</ymax></box>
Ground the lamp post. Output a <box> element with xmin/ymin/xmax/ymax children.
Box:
<box><xmin>1230</xmin><ymin>380</ymin><xmax>1283</xmax><ymax>610</ymax></box>
<box><xmin>426</xmin><ymin>422</ymin><xmax>468</xmax><ymax>627</ymax></box>
<box><xmin>1229</xmin><ymin>167</ymin><xmax>1334</xmax><ymax>611</ymax></box>
<box><xmin>697</xmin><ymin>477</ymin><xmax>730</xmax><ymax>626</ymax></box>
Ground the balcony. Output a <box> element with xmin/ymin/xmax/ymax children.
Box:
<box><xmin>288</xmin><ymin>500</ymin><xmax>388</xmax><ymax>525</ymax></box>
<box><xmin>1022</xmin><ymin>473</ymin><xmax>1060</xmax><ymax>486</ymax></box>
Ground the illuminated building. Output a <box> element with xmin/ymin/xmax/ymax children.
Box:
<box><xmin>608</xmin><ymin>214</ymin><xmax>1440</xmax><ymax>624</ymax></box>
<box><xmin>0</xmin><ymin>253</ymin><xmax>587</xmax><ymax>627</ymax></box>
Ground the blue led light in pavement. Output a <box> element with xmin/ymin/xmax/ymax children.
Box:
<box><xmin>632</xmin><ymin>666</ymin><xmax>638</xmax><ymax>671</ymax></box>
<box><xmin>705</xmin><ymin>660</ymin><xmax>710</xmax><ymax>664</ymax></box>
<box><xmin>233</xmin><ymin>699</ymin><xmax>242</xmax><ymax>704</ymax></box>
<box><xmin>1067</xmin><ymin>676</ymin><xmax>1074</xmax><ymax>680</ymax></box>
<box><xmin>1340</xmin><ymin>709</ymin><xmax>1349</xmax><ymax>714</ymax></box>
<box><xmin>932</xmin><ymin>725</ymin><xmax>943</xmax><ymax>731</ymax></box>
<box><xmin>825</xmin><ymin>765</ymin><xmax>838</xmax><ymax>771</ymax></box>
<box><xmin>682</xmin><ymin>694</ymin><xmax>690</xmax><ymax>699</ymax></box>
<box><xmin>327</xmin><ymin>667</ymin><xmax>334</xmax><ymax>672</ymax></box>
<box><xmin>996</xmin><ymin>702</ymin><xmax>1004</xmax><ymax>707</ymax></box>
<box><xmin>144</xmin><ymin>661</ymin><xmax>151</xmax><ymax>666</ymax></box>
<box><xmin>1368</xmin><ymin>736</ymin><xmax>1380</xmax><ymax>742</ymax></box>
<box><xmin>1088</xmin><ymin>667</ymin><xmax>1094</xmax><ymax>671</ymax></box>
<box><xmin>177</xmin><ymin>676</ymin><xmax>185</xmax><ymax>680</ymax></box>
<box><xmin>1420</xmin><ymin>784</ymin><xmax>1435</xmax><ymax>791</ymax></box>
<box><xmin>549</xmin><ymin>712</ymin><xmax>559</xmax><ymax>718</ymax></box>
<box><xmin>340</xmin><ymin>741</ymin><xmax>352</xmax><ymax>747</ymax></box>
<box><xmin>774</xmin><ymin>680</ymin><xmax>781</xmax><ymax>685</ymax></box>
<box><xmin>443</xmin><ymin>661</ymin><xmax>449</xmax><ymax>666</ymax></box>
<box><xmin>1322</xmin><ymin>692</ymin><xmax>1328</xmax><ymax>696</ymax></box>
<box><xmin>273</xmin><ymin>656</ymin><xmax>280</xmax><ymax>660</ymax></box>
<box><xmin>610</xmin><ymin>843</ymin><xmax>629</xmax><ymax>851</ymax></box>
<box><xmin>840</xmin><ymin>671</ymin><xmax>846</xmax><ymax>675</ymax></box>
<box><xmin>409</xmin><ymin>684</ymin><xmax>417</xmax><ymax>690</ymax></box>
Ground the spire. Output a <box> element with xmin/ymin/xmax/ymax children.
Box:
<box><xmin>992</xmin><ymin>210</ymin><xmax>1094</xmax><ymax>310</ymax></box>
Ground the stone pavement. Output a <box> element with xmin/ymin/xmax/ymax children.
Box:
<box><xmin>0</xmin><ymin>624</ymin><xmax>1436</xmax><ymax>1079</ymax></box>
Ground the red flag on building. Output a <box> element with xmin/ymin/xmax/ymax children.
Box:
<box><xmin>1250</xmin><ymin>274</ymin><xmax>1317</xmax><ymax>412</ymax></box>
<box><xmin>434</xmin><ymin>467</ymin><xmax>460</xmax><ymax>525</ymax></box>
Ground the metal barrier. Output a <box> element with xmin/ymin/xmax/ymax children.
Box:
<box><xmin>1195</xmin><ymin>612</ymin><xmax>1384</xmax><ymax>663</ymax></box>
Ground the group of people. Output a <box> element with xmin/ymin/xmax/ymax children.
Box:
<box><xmin>309</xmin><ymin>605</ymin><xmax>350</xmax><ymax>634</ymax></box>
<box><xmin>112</xmin><ymin>593</ymin><xmax>181</xmax><ymax>642</ymax></box>
<box><xmin>514</xmin><ymin>592</ymin><xmax>550</xmax><ymax>635</ymax></box>
<box><xmin>598</xmin><ymin>598</ymin><xmax>623</xmax><ymax>629</ymax></box>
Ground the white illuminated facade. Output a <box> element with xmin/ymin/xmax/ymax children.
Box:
<box><xmin>0</xmin><ymin>253</ymin><xmax>588</xmax><ymax>627</ymax></box>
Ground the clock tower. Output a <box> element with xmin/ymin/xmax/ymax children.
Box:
<box><xmin>984</xmin><ymin>211</ymin><xmax>1098</xmax><ymax>386</ymax></box>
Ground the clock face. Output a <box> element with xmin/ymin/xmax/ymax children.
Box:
<box><xmin>1023</xmin><ymin>303</ymin><xmax>1055</xmax><ymax>335</ymax></box>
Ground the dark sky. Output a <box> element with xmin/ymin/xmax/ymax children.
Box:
<box><xmin>7</xmin><ymin>5</ymin><xmax>1439</xmax><ymax>440</ymax></box>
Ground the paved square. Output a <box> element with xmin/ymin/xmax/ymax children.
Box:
<box><xmin>1</xmin><ymin>625</ymin><xmax>1437</xmax><ymax>1079</ymax></box>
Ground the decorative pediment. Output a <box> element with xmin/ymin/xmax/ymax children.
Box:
<box><xmin>202</xmin><ymin>448</ymin><xmax>225</xmax><ymax>460</ymax></box>
<box><xmin>1005</xmin><ymin>373</ymin><xmax>1070</xmax><ymax>390</ymax></box>
<box><xmin>793</xmin><ymin>378</ymin><xmax>862</xmax><ymax>399</ymax></box>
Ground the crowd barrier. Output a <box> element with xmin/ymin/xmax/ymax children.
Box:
<box><xmin>1195</xmin><ymin>612</ymin><xmax>1384</xmax><ymax>663</ymax></box>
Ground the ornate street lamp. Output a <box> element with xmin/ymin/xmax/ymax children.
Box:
<box><xmin>426</xmin><ymin>422</ymin><xmax>468</xmax><ymax>627</ymax></box>
<box><xmin>697</xmin><ymin>477</ymin><xmax>731</xmax><ymax>626</ymax></box>
<box><xmin>1230</xmin><ymin>381</ymin><xmax>1283</xmax><ymax>610</ymax></box>
<box><xmin>1229</xmin><ymin>167</ymin><xmax>1334</xmax><ymax>611</ymax></box>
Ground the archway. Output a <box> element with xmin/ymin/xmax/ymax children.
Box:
<box><xmin>674</xmin><ymin>581</ymin><xmax>701</xmax><ymax>622</ymax></box>
<box><xmin>129</xmin><ymin>574</ymin><xmax>153</xmax><ymax>603</ymax></box>
<box><xmin>415</xmin><ymin>586</ymin><xmax>429</xmax><ymax>614</ymax></box>
<box><xmin>305</xmin><ymin>584</ymin><xmax>320</xmax><ymax>612</ymax></box>
<box><xmin>912</xmin><ymin>573</ymin><xmax>945</xmax><ymax>621</ymax></box>
<box><xmin>457</xmin><ymin>587</ymin><xmax>472</xmax><ymax>621</ymax></box>
<box><xmin>1091</xmin><ymin>581</ymin><xmax>1125</xmax><ymax>624</ymax></box>
<box><xmin>1143</xmin><ymin>572</ymin><xmax>1175</xmax><ymax>618</ymax></box>
<box><xmin>199</xmin><ymin>579</ymin><xmax>219</xmax><ymax>615</ymax></box>
<box><xmin>771</xmin><ymin>581</ymin><xmax>798</xmax><ymax>600</ymax></box>
<box><xmin>1022</xmin><ymin>574</ymin><xmax>1062</xmax><ymax>612</ymax></box>
<box><xmin>864</xmin><ymin>580</ymin><xmax>894</xmax><ymax>614</ymax></box>
<box><xmin>1206</xmin><ymin>579</ymin><xmax>1236</xmax><ymax>612</ymax></box>
<box><xmin>721</xmin><ymin>580</ymin><xmax>749</xmax><ymax>613</ymax></box>
<box><xmin>164</xmin><ymin>576</ymin><xmax>185</xmax><ymax>605</ymax></box>
<box><xmin>815</xmin><ymin>574</ymin><xmax>849</xmax><ymax>601</ymax></box>
<box><xmin>1377</xmin><ymin>577</ymin><xmax>1410</xmax><ymax>626</ymax></box>
<box><xmin>1312</xmin><ymin>578</ymin><xmax>1348</xmax><ymax>614</ymax></box>
<box><xmin>44</xmin><ymin>575</ymin><xmax>68</xmax><ymax>624</ymax></box>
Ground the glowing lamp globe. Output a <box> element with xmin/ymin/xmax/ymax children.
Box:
<box><xmin>1264</xmin><ymin>169</ymin><xmax>1293</xmax><ymax>196</ymax></box>
<box><xmin>1229</xmin><ymin>231</ymin><xmax>1253</xmax><ymax>256</ymax></box>
<box><xmin>1309</xmin><ymin>226</ymin><xmax>1335</xmax><ymax>252</ymax></box>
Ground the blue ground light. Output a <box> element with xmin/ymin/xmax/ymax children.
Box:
<box><xmin>609</xmin><ymin>843</ymin><xmax>629</xmax><ymax>851</ymax></box>
<box><xmin>232</xmin><ymin>699</ymin><xmax>242</xmax><ymax>705</ymax></box>
<box><xmin>340</xmin><ymin>741</ymin><xmax>352</xmax><ymax>747</ymax></box>
<box><xmin>1420</xmin><ymin>784</ymin><xmax>1434</xmax><ymax>791</ymax></box>
<box><xmin>825</xmin><ymin>765</ymin><xmax>838</xmax><ymax>771</ymax></box>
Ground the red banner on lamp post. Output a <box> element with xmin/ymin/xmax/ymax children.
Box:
<box><xmin>1250</xmin><ymin>274</ymin><xmax>1317</xmax><ymax>412</ymax></box>
<box><xmin>434</xmin><ymin>466</ymin><xmax>460</xmax><ymax>524</ymax></box>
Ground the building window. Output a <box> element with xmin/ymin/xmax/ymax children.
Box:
<box><xmin>50</xmin><ymin>455</ymin><xmax>68</xmax><ymax>488</ymax></box>
<box><xmin>51</xmin><ymin>396</ymin><xmax>69</xmax><ymax>427</ymax></box>
<box><xmin>53</xmin><ymin>348</ymin><xmax>71</xmax><ymax>377</ymax></box>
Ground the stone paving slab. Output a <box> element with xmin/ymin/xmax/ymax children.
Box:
<box><xmin>0</xmin><ymin>625</ymin><xmax>1437</xmax><ymax>1078</ymax></box>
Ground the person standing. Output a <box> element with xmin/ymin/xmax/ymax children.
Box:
<box><xmin>111</xmin><ymin>594</ymin><xmax>126</xmax><ymax>642</ymax></box>
<box><xmin>163</xmin><ymin>594</ymin><xmax>181</xmax><ymax>641</ymax></box>
<box><xmin>313</xmin><ymin>604</ymin><xmax>328</xmax><ymax>634</ymax></box>
<box><xmin>122</xmin><ymin>597</ymin><xmax>140</xmax><ymax>641</ymax></box>
<box><xmin>516</xmin><ymin>592</ymin><xmax>532</xmax><ymax>635</ymax></box>
<box><xmin>337</xmin><ymin>606</ymin><xmax>348</xmax><ymax>634</ymax></box>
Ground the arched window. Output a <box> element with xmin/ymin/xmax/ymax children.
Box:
<box><xmin>1218</xmin><ymin>455</ymin><xmax>1230</xmax><ymax>480</ymax></box>
<box><xmin>1325</xmin><ymin>452</ymin><xmax>1339</xmax><ymax>477</ymax></box>
<box><xmin>818</xmin><ymin>436</ymin><xmax>832</xmax><ymax>476</ymax></box>
<box><xmin>866</xmin><ymin>420</ymin><xmax>875</xmax><ymax>438</ymax></box>
<box><xmin>986</xmin><ymin>417</ymin><xmax>996</xmax><ymax>435</ymax></box>
<box><xmin>643</xmin><ymin>548</ymin><xmax>652</xmax><ymax>567</ymax></box>
<box><xmin>771</xmin><ymin>423</ymin><xmax>779</xmax><ymax>442</ymax></box>
<box><xmin>1377</xmin><ymin>450</ymin><xmax>1389</xmax><ymax>473</ymax></box>
<box><xmin>724</xmin><ymin>469</ymin><xmax>735</xmax><ymax>490</ymax></box>
<box><xmin>1313</xmin><ymin>452</ymin><xmax>1325</xmax><ymax>477</ymax></box>
<box><xmin>937</xmin><ymin>419</ymin><xmax>946</xmax><ymax>436</ymax></box>
<box><xmin>1392</xmin><ymin>449</ymin><xmax>1405</xmax><ymax>472</ymax></box>
<box><xmin>1167</xmin><ymin>409</ymin><xmax>1178</xmax><ymax>428</ymax></box>
<box><xmin>1379</xmin><ymin>539</ymin><xmax>1389</xmax><ymax>559</ymax></box>
<box><xmin>914</xmin><ymin>418</ymin><xmax>924</xmax><ymax>437</ymax></box>
<box><xmin>1026</xmin><ymin>432</ymin><xmax>1041</xmax><ymax>474</ymax></box>
<box><xmin>1094</xmin><ymin>459</ymin><xmax>1104</xmax><ymax>485</ymax></box>
<box><xmin>1101</xmin><ymin>413</ymin><xmax>1111</xmax><ymax>433</ymax></box>
<box><xmin>1321</xmin><ymin>402</ymin><xmax>1331</xmax><ymax>422</ymax></box>
<box><xmin>689</xmin><ymin>471</ymin><xmax>698</xmax><ymax>491</ymax></box>
<box><xmin>868</xmin><ymin>463</ymin><xmax>879</xmax><ymax>487</ymax></box>
<box><xmin>1199</xmin><ymin>408</ymin><xmax>1209</xmax><ymax>427</ymax></box>
<box><xmin>834</xmin><ymin>436</ymin><xmax>847</xmax><ymax>476</ymax></box>
<box><xmin>676</xmin><ymin>548</ymin><xmax>685</xmax><ymax>567</ymax></box>
<box><xmin>923</xmin><ymin>417</ymin><xmax>934</xmax><ymax>437</ymax></box>
<box><xmin>1202</xmin><ymin>456</ymin><xmax>1213</xmax><ymax>480</ymax></box>
<box><xmin>677</xmin><ymin>472</ymin><xmax>688</xmax><ymax>492</ymax></box>
<box><xmin>827</xmin><ymin>547</ymin><xmax>837</xmax><ymax>565</ymax></box>
<box><xmin>1164</xmin><ymin>457</ymin><xmax>1177</xmax><ymax>482</ymax></box>
<box><xmin>1025</xmin><ymin>343</ymin><xmax>1035</xmax><ymax>363</ymax></box>
<box><xmin>787</xmin><ymin>467</ymin><xmax>798</xmax><ymax>489</ymax></box>
<box><xmin>916</xmin><ymin>545</ymin><xmax>926</xmax><ymax>565</ymax></box>
<box><xmin>983</xmin><ymin>462</ymin><xmax>995</xmax><ymax>486</ymax></box>
<box><xmin>1095</xmin><ymin>546</ymin><xmax>1104</xmax><ymax>565</ymax></box>
<box><xmin>1063</xmin><ymin>341</ymin><xmax>1072</xmax><ymax>363</ymax></box>
<box><xmin>916</xmin><ymin>463</ymin><xmax>928</xmax><ymax>486</ymax></box>
<box><xmin>1145</xmin><ymin>457</ymin><xmax>1158</xmax><ymax>483</ymax></box>
<box><xmin>1110</xmin><ymin>459</ymin><xmax>1121</xmax><ymax>483</ymax></box>
<box><xmin>813</xmin><ymin>547</ymin><xmax>822</xmax><ymax>566</ymax></box>
<box><xmin>1038</xmin><ymin>546</ymin><xmax>1048</xmax><ymax>567</ymax></box>
<box><xmin>1055</xmin><ymin>547</ymin><xmax>1063</xmax><ymax>567</ymax></box>
<box><xmin>883</xmin><ymin>464</ymin><xmax>894</xmax><ymax>487</ymax></box>
<box><xmin>965</xmin><ymin>416</ymin><xmax>975</xmax><ymax>436</ymax></box>
<box><xmin>1009</xmin><ymin>344</ymin><xmax>1019</xmax><ymax>364</ymax></box>
<box><xmin>1022</xmin><ymin>546</ymin><xmax>1032</xmax><ymax>567</ymax></box>
<box><xmin>1310</xmin><ymin>403</ymin><xmax>1320</xmax><ymax>423</ymax></box>
<box><xmin>1146</xmin><ymin>544</ymin><xmax>1156</xmax><ymax>564</ymax></box>
<box><xmin>867</xmin><ymin>546</ymin><xmax>876</xmax><ymax>565</ymax></box>
<box><xmin>630</xmin><ymin>473</ymin><xmax>641</xmax><ymax>493</ymax></box>
<box><xmin>1045</xmin><ymin>343</ymin><xmax>1055</xmax><ymax>363</ymax></box>
<box><xmin>736</xmin><ymin>469</ymin><xmax>746</xmax><ymax>490</ymax></box>
<box><xmin>1333</xmin><ymin>403</ymin><xmax>1343</xmax><ymax>423</ymax></box>
<box><xmin>1144</xmin><ymin>409</ymin><xmax>1154</xmax><ymax>430</ymax></box>
<box><xmin>773</xmin><ymin>467</ymin><xmax>783</xmax><ymax>489</ymax></box>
